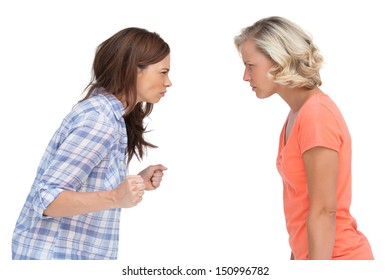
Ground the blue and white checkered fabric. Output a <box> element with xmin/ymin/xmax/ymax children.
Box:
<box><xmin>12</xmin><ymin>89</ymin><xmax>127</xmax><ymax>259</ymax></box>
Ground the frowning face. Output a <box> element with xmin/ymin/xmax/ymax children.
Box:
<box><xmin>240</xmin><ymin>39</ymin><xmax>278</xmax><ymax>99</ymax></box>
<box><xmin>136</xmin><ymin>54</ymin><xmax>172</xmax><ymax>103</ymax></box>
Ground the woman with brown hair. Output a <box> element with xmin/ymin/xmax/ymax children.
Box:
<box><xmin>12</xmin><ymin>27</ymin><xmax>171</xmax><ymax>259</ymax></box>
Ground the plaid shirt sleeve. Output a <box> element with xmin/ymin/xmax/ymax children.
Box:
<box><xmin>31</xmin><ymin>110</ymin><xmax>117</xmax><ymax>216</ymax></box>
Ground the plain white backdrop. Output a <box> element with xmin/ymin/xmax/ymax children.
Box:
<box><xmin>1</xmin><ymin>0</ymin><xmax>388</xmax><ymax>279</ymax></box>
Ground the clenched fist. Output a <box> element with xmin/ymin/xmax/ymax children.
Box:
<box><xmin>138</xmin><ymin>164</ymin><xmax>168</xmax><ymax>190</ymax></box>
<box><xmin>113</xmin><ymin>175</ymin><xmax>145</xmax><ymax>208</ymax></box>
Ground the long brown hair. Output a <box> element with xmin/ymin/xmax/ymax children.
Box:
<box><xmin>81</xmin><ymin>27</ymin><xmax>170</xmax><ymax>163</ymax></box>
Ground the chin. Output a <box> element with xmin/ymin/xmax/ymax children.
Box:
<box><xmin>149</xmin><ymin>97</ymin><xmax>162</xmax><ymax>104</ymax></box>
<box><xmin>256</xmin><ymin>91</ymin><xmax>273</xmax><ymax>99</ymax></box>
<box><xmin>256</xmin><ymin>93</ymin><xmax>267</xmax><ymax>99</ymax></box>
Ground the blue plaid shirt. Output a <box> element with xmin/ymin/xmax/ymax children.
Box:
<box><xmin>12</xmin><ymin>89</ymin><xmax>127</xmax><ymax>259</ymax></box>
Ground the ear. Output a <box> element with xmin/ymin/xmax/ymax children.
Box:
<box><xmin>137</xmin><ymin>67</ymin><xmax>146</xmax><ymax>79</ymax></box>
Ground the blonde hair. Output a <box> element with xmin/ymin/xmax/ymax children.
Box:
<box><xmin>234</xmin><ymin>16</ymin><xmax>323</xmax><ymax>89</ymax></box>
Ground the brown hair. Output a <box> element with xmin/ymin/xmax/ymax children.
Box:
<box><xmin>82</xmin><ymin>27</ymin><xmax>170</xmax><ymax>163</ymax></box>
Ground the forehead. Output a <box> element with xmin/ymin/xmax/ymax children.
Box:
<box><xmin>240</xmin><ymin>39</ymin><xmax>259</xmax><ymax>58</ymax></box>
<box><xmin>240</xmin><ymin>39</ymin><xmax>270</xmax><ymax>63</ymax></box>
<box><xmin>156</xmin><ymin>54</ymin><xmax>170</xmax><ymax>66</ymax></box>
<box><xmin>145</xmin><ymin>54</ymin><xmax>170</xmax><ymax>70</ymax></box>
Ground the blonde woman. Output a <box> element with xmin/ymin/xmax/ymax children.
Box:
<box><xmin>234</xmin><ymin>16</ymin><xmax>373</xmax><ymax>260</ymax></box>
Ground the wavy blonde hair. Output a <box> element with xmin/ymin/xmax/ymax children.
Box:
<box><xmin>234</xmin><ymin>16</ymin><xmax>323</xmax><ymax>89</ymax></box>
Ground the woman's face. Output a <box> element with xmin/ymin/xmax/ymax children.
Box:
<box><xmin>136</xmin><ymin>54</ymin><xmax>172</xmax><ymax>103</ymax></box>
<box><xmin>240</xmin><ymin>39</ymin><xmax>278</xmax><ymax>99</ymax></box>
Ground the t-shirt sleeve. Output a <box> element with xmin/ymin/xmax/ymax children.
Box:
<box><xmin>297</xmin><ymin>103</ymin><xmax>343</xmax><ymax>155</ymax></box>
<box><xmin>32</xmin><ymin>111</ymin><xmax>116</xmax><ymax>216</ymax></box>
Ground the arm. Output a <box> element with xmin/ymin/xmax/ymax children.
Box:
<box><xmin>45</xmin><ymin>164</ymin><xmax>168</xmax><ymax>217</ymax></box>
<box><xmin>40</xmin><ymin>111</ymin><xmax>147</xmax><ymax>217</ymax></box>
<box><xmin>43</xmin><ymin>175</ymin><xmax>145</xmax><ymax>217</ymax></box>
<box><xmin>303</xmin><ymin>146</ymin><xmax>338</xmax><ymax>260</ymax></box>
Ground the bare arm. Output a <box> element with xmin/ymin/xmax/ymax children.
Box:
<box><xmin>43</xmin><ymin>175</ymin><xmax>145</xmax><ymax>217</ymax></box>
<box><xmin>303</xmin><ymin>146</ymin><xmax>338</xmax><ymax>260</ymax></box>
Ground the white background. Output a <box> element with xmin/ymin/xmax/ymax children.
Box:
<box><xmin>1</xmin><ymin>0</ymin><xmax>389</xmax><ymax>279</ymax></box>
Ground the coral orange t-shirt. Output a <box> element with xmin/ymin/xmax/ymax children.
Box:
<box><xmin>276</xmin><ymin>92</ymin><xmax>373</xmax><ymax>260</ymax></box>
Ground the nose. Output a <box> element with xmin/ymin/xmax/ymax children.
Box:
<box><xmin>165</xmin><ymin>76</ymin><xmax>172</xmax><ymax>87</ymax></box>
<box><xmin>243</xmin><ymin>67</ymin><xmax>251</xmax><ymax>82</ymax></box>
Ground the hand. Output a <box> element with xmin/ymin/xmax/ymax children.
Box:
<box><xmin>113</xmin><ymin>175</ymin><xmax>145</xmax><ymax>208</ymax></box>
<box><xmin>138</xmin><ymin>164</ymin><xmax>168</xmax><ymax>190</ymax></box>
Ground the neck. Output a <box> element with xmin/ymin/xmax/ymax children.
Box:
<box><xmin>277</xmin><ymin>86</ymin><xmax>321</xmax><ymax>112</ymax></box>
<box><xmin>117</xmin><ymin>93</ymin><xmax>141</xmax><ymax>109</ymax></box>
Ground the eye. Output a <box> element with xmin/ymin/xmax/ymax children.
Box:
<box><xmin>246</xmin><ymin>64</ymin><xmax>254</xmax><ymax>71</ymax></box>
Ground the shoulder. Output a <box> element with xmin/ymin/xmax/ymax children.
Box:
<box><xmin>59</xmin><ymin>95</ymin><xmax>120</xmax><ymax>136</ymax></box>
<box><xmin>69</xmin><ymin>94</ymin><xmax>123</xmax><ymax>125</ymax></box>
<box><xmin>296</xmin><ymin>92</ymin><xmax>348</xmax><ymax>153</ymax></box>
<box><xmin>299</xmin><ymin>92</ymin><xmax>343</xmax><ymax>125</ymax></box>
